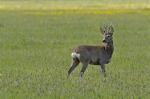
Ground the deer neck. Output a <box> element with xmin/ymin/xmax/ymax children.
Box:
<box><xmin>103</xmin><ymin>41</ymin><xmax>114</xmax><ymax>56</ymax></box>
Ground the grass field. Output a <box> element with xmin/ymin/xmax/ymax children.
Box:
<box><xmin>0</xmin><ymin>1</ymin><xmax>150</xmax><ymax>99</ymax></box>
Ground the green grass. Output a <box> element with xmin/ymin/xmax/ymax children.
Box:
<box><xmin>0</xmin><ymin>1</ymin><xmax>150</xmax><ymax>99</ymax></box>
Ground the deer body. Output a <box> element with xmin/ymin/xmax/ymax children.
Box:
<box><xmin>72</xmin><ymin>45</ymin><xmax>113</xmax><ymax>65</ymax></box>
<box><xmin>68</xmin><ymin>25</ymin><xmax>114</xmax><ymax>78</ymax></box>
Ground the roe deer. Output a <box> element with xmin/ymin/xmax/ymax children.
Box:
<box><xmin>68</xmin><ymin>25</ymin><xmax>114</xmax><ymax>78</ymax></box>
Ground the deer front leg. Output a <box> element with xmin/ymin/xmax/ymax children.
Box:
<box><xmin>67</xmin><ymin>59</ymin><xmax>79</xmax><ymax>78</ymax></box>
<box><xmin>100</xmin><ymin>64</ymin><xmax>106</xmax><ymax>77</ymax></box>
<box><xmin>80</xmin><ymin>62</ymin><xmax>88</xmax><ymax>78</ymax></box>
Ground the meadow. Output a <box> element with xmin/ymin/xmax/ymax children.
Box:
<box><xmin>0</xmin><ymin>1</ymin><xmax>150</xmax><ymax>99</ymax></box>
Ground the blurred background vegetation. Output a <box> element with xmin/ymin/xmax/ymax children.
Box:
<box><xmin>0</xmin><ymin>0</ymin><xmax>150</xmax><ymax>11</ymax></box>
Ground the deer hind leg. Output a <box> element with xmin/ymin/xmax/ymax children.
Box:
<box><xmin>67</xmin><ymin>58</ymin><xmax>80</xmax><ymax>78</ymax></box>
<box><xmin>100</xmin><ymin>64</ymin><xmax>106</xmax><ymax>77</ymax></box>
<box><xmin>80</xmin><ymin>62</ymin><xmax>88</xmax><ymax>78</ymax></box>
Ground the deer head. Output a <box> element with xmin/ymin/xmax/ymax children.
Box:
<box><xmin>100</xmin><ymin>25</ymin><xmax>114</xmax><ymax>44</ymax></box>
